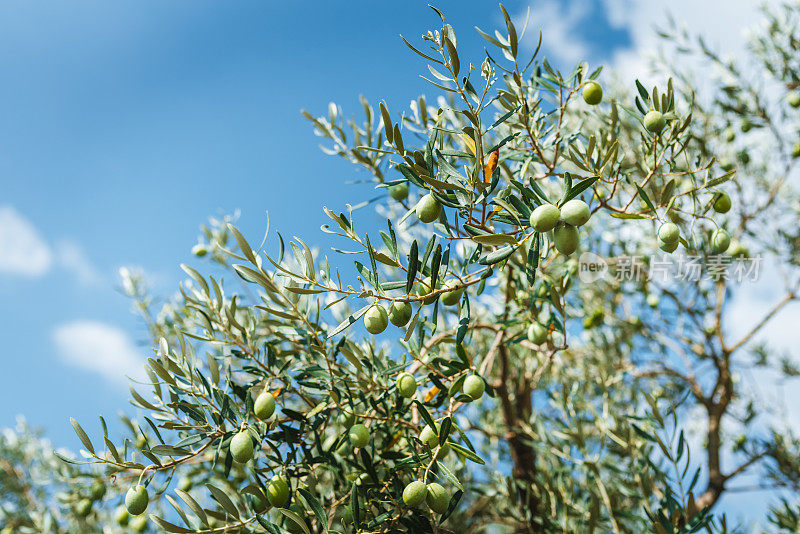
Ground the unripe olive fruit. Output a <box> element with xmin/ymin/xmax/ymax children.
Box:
<box><xmin>115</xmin><ymin>506</ymin><xmax>130</xmax><ymax>526</ymax></box>
<box><xmin>554</xmin><ymin>224</ymin><xmax>579</xmax><ymax>255</ymax></box>
<box><xmin>339</xmin><ymin>410</ymin><xmax>356</xmax><ymax>427</ymax></box>
<box><xmin>349</xmin><ymin>423</ymin><xmax>370</xmax><ymax>448</ymax></box>
<box><xmin>789</xmin><ymin>91</ymin><xmax>800</xmax><ymax>108</ymax></box>
<box><xmin>440</xmin><ymin>284</ymin><xmax>464</xmax><ymax>306</ymax></box>
<box><xmin>463</xmin><ymin>374</ymin><xmax>485</xmax><ymax>400</ymax></box>
<box><xmin>396</xmin><ymin>373</ymin><xmax>417</xmax><ymax>398</ymax></box>
<box><xmin>527</xmin><ymin>323</ymin><xmax>547</xmax><ymax>344</ymax></box>
<box><xmin>719</xmin><ymin>158</ymin><xmax>735</xmax><ymax>171</ymax></box>
<box><xmin>417</xmin><ymin>276</ymin><xmax>439</xmax><ymax>305</ymax></box>
<box><xmin>560</xmin><ymin>199</ymin><xmax>591</xmax><ymax>226</ymax></box>
<box><xmin>425</xmin><ymin>482</ymin><xmax>450</xmax><ymax>514</ymax></box>
<box><xmin>582</xmin><ymin>81</ymin><xmax>603</xmax><ymax>105</ymax></box>
<box><xmin>389</xmin><ymin>183</ymin><xmax>409</xmax><ymax>201</ymax></box>
<box><xmin>644</xmin><ymin>110</ymin><xmax>666</xmax><ymax>133</ymax></box>
<box><xmin>230</xmin><ymin>430</ymin><xmax>254</xmax><ymax>463</ymax></box>
<box><xmin>529</xmin><ymin>204</ymin><xmax>561</xmax><ymax>232</ymax></box>
<box><xmin>130</xmin><ymin>516</ymin><xmax>148</xmax><ymax>533</ymax></box>
<box><xmin>658</xmin><ymin>238</ymin><xmax>679</xmax><ymax>253</ymax></box>
<box><xmin>711</xmin><ymin>229</ymin><xmax>731</xmax><ymax>254</ymax></box>
<box><xmin>658</xmin><ymin>223</ymin><xmax>680</xmax><ymax>245</ymax></box>
<box><xmin>419</xmin><ymin>424</ymin><xmax>439</xmax><ymax>449</ymax></box>
<box><xmin>267</xmin><ymin>475</ymin><xmax>290</xmax><ymax>507</ymax></box>
<box><xmin>724</xmin><ymin>127</ymin><xmax>736</xmax><ymax>142</ymax></box>
<box><xmin>647</xmin><ymin>294</ymin><xmax>660</xmax><ymax>308</ymax></box>
<box><xmin>713</xmin><ymin>192</ymin><xmax>731</xmax><ymax>214</ymax></box>
<box><xmin>435</xmin><ymin>443</ymin><xmax>451</xmax><ymax>459</ymax></box>
<box><xmin>741</xmin><ymin>119</ymin><xmax>754</xmax><ymax>132</ymax></box>
<box><xmin>254</xmin><ymin>390</ymin><xmax>275</xmax><ymax>420</ymax></box>
<box><xmin>363</xmin><ymin>304</ymin><xmax>388</xmax><ymax>334</ymax></box>
<box><xmin>89</xmin><ymin>481</ymin><xmax>106</xmax><ymax>501</ymax></box>
<box><xmin>728</xmin><ymin>240</ymin><xmax>749</xmax><ymax>258</ymax></box>
<box><xmin>388</xmin><ymin>301</ymin><xmax>412</xmax><ymax>327</ymax></box>
<box><xmin>416</xmin><ymin>193</ymin><xmax>442</xmax><ymax>223</ymax></box>
<box><xmin>793</xmin><ymin>142</ymin><xmax>800</xmax><ymax>158</ymax></box>
<box><xmin>738</xmin><ymin>150</ymin><xmax>750</xmax><ymax>164</ymax></box>
<box><xmin>403</xmin><ymin>480</ymin><xmax>428</xmax><ymax>507</ymax></box>
<box><xmin>125</xmin><ymin>485</ymin><xmax>149</xmax><ymax>516</ymax></box>
<box><xmin>76</xmin><ymin>498</ymin><xmax>92</xmax><ymax>517</ymax></box>
<box><xmin>191</xmin><ymin>243</ymin><xmax>208</xmax><ymax>257</ymax></box>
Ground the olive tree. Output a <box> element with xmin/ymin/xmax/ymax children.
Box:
<box><xmin>41</xmin><ymin>3</ymin><xmax>800</xmax><ymax>533</ymax></box>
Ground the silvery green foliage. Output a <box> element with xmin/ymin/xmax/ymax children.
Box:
<box><xmin>0</xmin><ymin>418</ymin><xmax>125</xmax><ymax>533</ymax></box>
<box><xmin>41</xmin><ymin>3</ymin><xmax>800</xmax><ymax>534</ymax></box>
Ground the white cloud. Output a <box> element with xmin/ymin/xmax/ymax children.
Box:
<box><xmin>0</xmin><ymin>205</ymin><xmax>101</xmax><ymax>284</ymax></box>
<box><xmin>519</xmin><ymin>0</ymin><xmax>592</xmax><ymax>67</ymax></box>
<box><xmin>53</xmin><ymin>321</ymin><xmax>147</xmax><ymax>386</ymax></box>
<box><xmin>0</xmin><ymin>205</ymin><xmax>53</xmax><ymax>276</ymax></box>
<box><xmin>603</xmin><ymin>0</ymin><xmax>780</xmax><ymax>84</ymax></box>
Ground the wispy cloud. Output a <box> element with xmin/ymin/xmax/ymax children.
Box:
<box><xmin>0</xmin><ymin>205</ymin><xmax>100</xmax><ymax>284</ymax></box>
<box><xmin>518</xmin><ymin>0</ymin><xmax>592</xmax><ymax>67</ymax></box>
<box><xmin>601</xmin><ymin>0</ymin><xmax>776</xmax><ymax>84</ymax></box>
<box><xmin>53</xmin><ymin>321</ymin><xmax>147</xmax><ymax>386</ymax></box>
<box><xmin>55</xmin><ymin>240</ymin><xmax>101</xmax><ymax>286</ymax></box>
<box><xmin>0</xmin><ymin>205</ymin><xmax>52</xmax><ymax>277</ymax></box>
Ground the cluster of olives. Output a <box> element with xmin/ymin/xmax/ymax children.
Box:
<box><xmin>362</xmin><ymin>278</ymin><xmax>466</xmax><ymax>335</ymax></box>
<box><xmin>402</xmin><ymin>480</ymin><xmax>451</xmax><ymax>514</ymax></box>
<box><xmin>657</xmin><ymin>221</ymin><xmax>732</xmax><ymax>255</ymax></box>
<box><xmin>122</xmin><ymin>387</ymin><xmax>279</xmax><ymax>520</ymax></box>
<box><xmin>529</xmin><ymin>199</ymin><xmax>591</xmax><ymax>256</ymax></box>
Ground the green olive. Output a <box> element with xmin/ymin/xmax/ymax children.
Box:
<box><xmin>125</xmin><ymin>485</ymin><xmax>149</xmax><ymax>516</ymax></box>
<box><xmin>658</xmin><ymin>223</ymin><xmax>680</xmax><ymax>245</ymax></box>
<box><xmin>425</xmin><ymin>482</ymin><xmax>450</xmax><ymax>514</ymax></box>
<box><xmin>658</xmin><ymin>238</ymin><xmax>679</xmax><ymax>253</ymax></box>
<box><xmin>115</xmin><ymin>505</ymin><xmax>130</xmax><ymax>526</ymax></box>
<box><xmin>349</xmin><ymin>424</ymin><xmax>370</xmax><ymax>448</ymax></box>
<box><xmin>130</xmin><ymin>516</ymin><xmax>148</xmax><ymax>533</ymax></box>
<box><xmin>440</xmin><ymin>283</ymin><xmax>464</xmax><ymax>306</ymax></box>
<box><xmin>711</xmin><ymin>229</ymin><xmax>731</xmax><ymax>254</ymax></box>
<box><xmin>644</xmin><ymin>110</ymin><xmax>666</xmax><ymax>133</ymax></box>
<box><xmin>527</xmin><ymin>323</ymin><xmax>547</xmax><ymax>344</ymax></box>
<box><xmin>363</xmin><ymin>304</ymin><xmax>389</xmax><ymax>334</ymax></box>
<box><xmin>789</xmin><ymin>91</ymin><xmax>800</xmax><ymax>108</ymax></box>
<box><xmin>463</xmin><ymin>375</ymin><xmax>485</xmax><ymax>400</ymax></box>
<box><xmin>254</xmin><ymin>390</ymin><xmax>276</xmax><ymax>420</ymax></box>
<box><xmin>75</xmin><ymin>498</ymin><xmax>92</xmax><ymax>518</ymax></box>
<box><xmin>89</xmin><ymin>481</ymin><xmax>106</xmax><ymax>501</ymax></box>
<box><xmin>416</xmin><ymin>193</ymin><xmax>442</xmax><ymax>223</ymax></box>
<box><xmin>582</xmin><ymin>81</ymin><xmax>603</xmax><ymax>105</ymax></box>
<box><xmin>389</xmin><ymin>182</ymin><xmax>409</xmax><ymax>201</ymax></box>
<box><xmin>724</xmin><ymin>127</ymin><xmax>736</xmax><ymax>142</ymax></box>
<box><xmin>529</xmin><ymin>204</ymin><xmax>561</xmax><ymax>232</ymax></box>
<box><xmin>339</xmin><ymin>410</ymin><xmax>356</xmax><ymax>428</ymax></box>
<box><xmin>388</xmin><ymin>301</ymin><xmax>413</xmax><ymax>326</ymax></box>
<box><xmin>396</xmin><ymin>373</ymin><xmax>418</xmax><ymax>398</ymax></box>
<box><xmin>416</xmin><ymin>276</ymin><xmax>439</xmax><ymax>305</ymax></box>
<box><xmin>713</xmin><ymin>192</ymin><xmax>731</xmax><ymax>214</ymax></box>
<box><xmin>419</xmin><ymin>424</ymin><xmax>439</xmax><ymax>449</ymax></box>
<box><xmin>403</xmin><ymin>480</ymin><xmax>428</xmax><ymax>507</ymax></box>
<box><xmin>230</xmin><ymin>430</ymin><xmax>254</xmax><ymax>463</ymax></box>
<box><xmin>554</xmin><ymin>224</ymin><xmax>579</xmax><ymax>255</ymax></box>
<box><xmin>560</xmin><ymin>199</ymin><xmax>591</xmax><ymax>226</ymax></box>
<box><xmin>267</xmin><ymin>475</ymin><xmax>290</xmax><ymax>508</ymax></box>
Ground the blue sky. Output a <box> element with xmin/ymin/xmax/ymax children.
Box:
<box><xmin>0</xmin><ymin>0</ymin><xmax>783</xmax><ymax>526</ymax></box>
